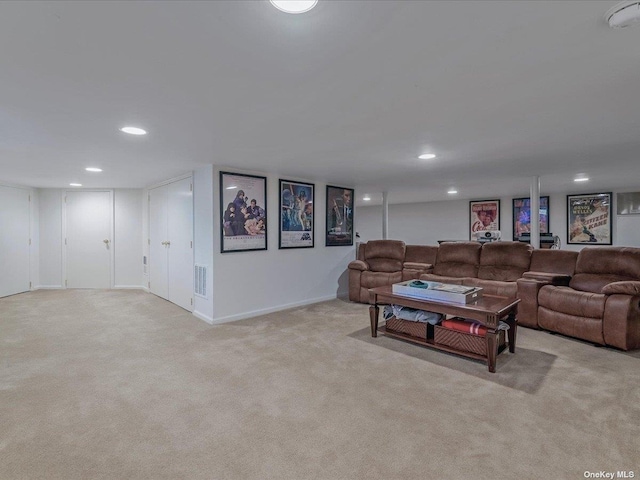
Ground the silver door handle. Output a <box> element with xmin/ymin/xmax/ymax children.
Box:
<box><xmin>103</xmin><ymin>239</ymin><xmax>110</xmax><ymax>244</ymax></box>
<box><xmin>161</xmin><ymin>241</ymin><xmax>167</xmax><ymax>246</ymax></box>
<box><xmin>166</xmin><ymin>241</ymin><xmax>170</xmax><ymax>247</ymax></box>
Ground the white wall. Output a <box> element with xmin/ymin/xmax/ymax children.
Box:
<box><xmin>30</xmin><ymin>188</ymin><xmax>39</xmax><ymax>288</ymax></box>
<box><xmin>204</xmin><ymin>167</ymin><xmax>354</xmax><ymax>323</ymax></box>
<box><xmin>193</xmin><ymin>166</ymin><xmax>214</xmax><ymax>323</ymax></box>
<box><xmin>38</xmin><ymin>188</ymin><xmax>144</xmax><ymax>288</ymax></box>
<box><xmin>114</xmin><ymin>189</ymin><xmax>144</xmax><ymax>287</ymax></box>
<box><xmin>357</xmin><ymin>190</ymin><xmax>640</xmax><ymax>250</ymax></box>
<box><xmin>38</xmin><ymin>189</ymin><xmax>63</xmax><ymax>287</ymax></box>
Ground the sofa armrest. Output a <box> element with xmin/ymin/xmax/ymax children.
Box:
<box><xmin>516</xmin><ymin>278</ymin><xmax>547</xmax><ymax>328</ymax></box>
<box><xmin>403</xmin><ymin>262</ymin><xmax>433</xmax><ymax>271</ymax></box>
<box><xmin>601</xmin><ymin>281</ymin><xmax>640</xmax><ymax>296</ymax></box>
<box><xmin>522</xmin><ymin>271</ymin><xmax>571</xmax><ymax>285</ymax></box>
<box><xmin>348</xmin><ymin>260</ymin><xmax>369</xmax><ymax>272</ymax></box>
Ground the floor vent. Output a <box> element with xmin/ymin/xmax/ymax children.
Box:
<box><xmin>194</xmin><ymin>265</ymin><xmax>207</xmax><ymax>298</ymax></box>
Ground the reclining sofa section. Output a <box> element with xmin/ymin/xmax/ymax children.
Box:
<box><xmin>348</xmin><ymin>240</ymin><xmax>640</xmax><ymax>351</ymax></box>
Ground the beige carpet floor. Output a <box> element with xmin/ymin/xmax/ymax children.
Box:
<box><xmin>1</xmin><ymin>289</ymin><xmax>639</xmax><ymax>480</ymax></box>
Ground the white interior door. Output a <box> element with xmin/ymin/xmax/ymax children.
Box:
<box><xmin>0</xmin><ymin>185</ymin><xmax>30</xmax><ymax>297</ymax></box>
<box><xmin>65</xmin><ymin>190</ymin><xmax>112</xmax><ymax>288</ymax></box>
<box><xmin>149</xmin><ymin>185</ymin><xmax>169</xmax><ymax>300</ymax></box>
<box><xmin>167</xmin><ymin>177</ymin><xmax>193</xmax><ymax>311</ymax></box>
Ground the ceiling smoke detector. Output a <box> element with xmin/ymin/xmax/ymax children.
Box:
<box><xmin>606</xmin><ymin>1</ymin><xmax>640</xmax><ymax>28</ymax></box>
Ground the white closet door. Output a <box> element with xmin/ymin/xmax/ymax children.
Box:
<box><xmin>149</xmin><ymin>185</ymin><xmax>169</xmax><ymax>300</ymax></box>
<box><xmin>66</xmin><ymin>190</ymin><xmax>112</xmax><ymax>289</ymax></box>
<box><xmin>167</xmin><ymin>177</ymin><xmax>193</xmax><ymax>311</ymax></box>
<box><xmin>0</xmin><ymin>185</ymin><xmax>30</xmax><ymax>298</ymax></box>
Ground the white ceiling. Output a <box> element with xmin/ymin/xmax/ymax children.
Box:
<box><xmin>1</xmin><ymin>0</ymin><xmax>639</xmax><ymax>206</ymax></box>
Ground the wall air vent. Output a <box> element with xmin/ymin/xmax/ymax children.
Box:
<box><xmin>194</xmin><ymin>265</ymin><xmax>208</xmax><ymax>298</ymax></box>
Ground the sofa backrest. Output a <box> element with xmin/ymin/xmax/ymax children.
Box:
<box><xmin>405</xmin><ymin>245</ymin><xmax>439</xmax><ymax>265</ymax></box>
<box><xmin>433</xmin><ymin>242</ymin><xmax>482</xmax><ymax>278</ymax></box>
<box><xmin>529</xmin><ymin>249</ymin><xmax>579</xmax><ymax>276</ymax></box>
<box><xmin>364</xmin><ymin>240</ymin><xmax>406</xmax><ymax>273</ymax></box>
<box><xmin>477</xmin><ymin>241</ymin><xmax>533</xmax><ymax>281</ymax></box>
<box><xmin>570</xmin><ymin>247</ymin><xmax>640</xmax><ymax>293</ymax></box>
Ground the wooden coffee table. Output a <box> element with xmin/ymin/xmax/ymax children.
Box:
<box><xmin>369</xmin><ymin>285</ymin><xmax>519</xmax><ymax>372</ymax></box>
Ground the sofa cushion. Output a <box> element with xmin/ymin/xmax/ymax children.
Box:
<box><xmin>433</xmin><ymin>242</ymin><xmax>482</xmax><ymax>278</ymax></box>
<box><xmin>570</xmin><ymin>247</ymin><xmax>640</xmax><ymax>293</ymax></box>
<box><xmin>601</xmin><ymin>281</ymin><xmax>640</xmax><ymax>296</ymax></box>
<box><xmin>462</xmin><ymin>277</ymin><xmax>518</xmax><ymax>298</ymax></box>
<box><xmin>539</xmin><ymin>285</ymin><xmax>606</xmax><ymax>318</ymax></box>
<box><xmin>477</xmin><ymin>241</ymin><xmax>532</xmax><ymax>281</ymax></box>
<box><xmin>363</xmin><ymin>240</ymin><xmax>406</xmax><ymax>273</ymax></box>
<box><xmin>538</xmin><ymin>307</ymin><xmax>605</xmax><ymax>345</ymax></box>
<box><xmin>361</xmin><ymin>271</ymin><xmax>403</xmax><ymax>289</ymax></box>
<box><xmin>367</xmin><ymin>258</ymin><xmax>403</xmax><ymax>273</ymax></box>
<box><xmin>529</xmin><ymin>249</ymin><xmax>578</xmax><ymax>276</ymax></box>
<box><xmin>418</xmin><ymin>273</ymin><xmax>465</xmax><ymax>285</ymax></box>
<box><xmin>405</xmin><ymin>245</ymin><xmax>438</xmax><ymax>265</ymax></box>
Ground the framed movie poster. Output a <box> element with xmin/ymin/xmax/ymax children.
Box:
<box><xmin>326</xmin><ymin>185</ymin><xmax>354</xmax><ymax>246</ymax></box>
<box><xmin>469</xmin><ymin>200</ymin><xmax>500</xmax><ymax>239</ymax></box>
<box><xmin>567</xmin><ymin>193</ymin><xmax>612</xmax><ymax>245</ymax></box>
<box><xmin>220</xmin><ymin>171</ymin><xmax>267</xmax><ymax>253</ymax></box>
<box><xmin>512</xmin><ymin>196</ymin><xmax>550</xmax><ymax>240</ymax></box>
<box><xmin>279</xmin><ymin>179</ymin><xmax>314</xmax><ymax>249</ymax></box>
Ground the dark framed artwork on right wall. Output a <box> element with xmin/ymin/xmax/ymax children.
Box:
<box><xmin>567</xmin><ymin>192</ymin><xmax>612</xmax><ymax>245</ymax></box>
<box><xmin>325</xmin><ymin>185</ymin><xmax>354</xmax><ymax>246</ymax></box>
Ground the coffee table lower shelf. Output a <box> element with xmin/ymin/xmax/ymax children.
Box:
<box><xmin>380</xmin><ymin>325</ymin><xmax>507</xmax><ymax>363</ymax></box>
<box><xmin>368</xmin><ymin>285</ymin><xmax>519</xmax><ymax>372</ymax></box>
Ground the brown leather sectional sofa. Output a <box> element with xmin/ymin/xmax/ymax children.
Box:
<box><xmin>349</xmin><ymin>240</ymin><xmax>640</xmax><ymax>351</ymax></box>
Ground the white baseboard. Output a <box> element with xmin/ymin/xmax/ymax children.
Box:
<box><xmin>34</xmin><ymin>285</ymin><xmax>64</xmax><ymax>289</ymax></box>
<box><xmin>193</xmin><ymin>310</ymin><xmax>214</xmax><ymax>325</ymax></box>
<box><xmin>210</xmin><ymin>294</ymin><xmax>337</xmax><ymax>325</ymax></box>
<box><xmin>113</xmin><ymin>285</ymin><xmax>145</xmax><ymax>289</ymax></box>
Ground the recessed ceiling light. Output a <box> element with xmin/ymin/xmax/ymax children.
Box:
<box><xmin>418</xmin><ymin>153</ymin><xmax>436</xmax><ymax>160</ymax></box>
<box><xmin>447</xmin><ymin>189</ymin><xmax>458</xmax><ymax>194</ymax></box>
<box><xmin>85</xmin><ymin>167</ymin><xmax>102</xmax><ymax>172</ymax></box>
<box><xmin>226</xmin><ymin>185</ymin><xmax>238</xmax><ymax>190</ymax></box>
<box><xmin>270</xmin><ymin>0</ymin><xmax>318</xmax><ymax>14</ymax></box>
<box><xmin>363</xmin><ymin>196</ymin><xmax>371</xmax><ymax>201</ymax></box>
<box><xmin>606</xmin><ymin>1</ymin><xmax>640</xmax><ymax>28</ymax></box>
<box><xmin>69</xmin><ymin>183</ymin><xmax>82</xmax><ymax>187</ymax></box>
<box><xmin>574</xmin><ymin>177</ymin><xmax>589</xmax><ymax>182</ymax></box>
<box><xmin>120</xmin><ymin>126</ymin><xmax>147</xmax><ymax>135</ymax></box>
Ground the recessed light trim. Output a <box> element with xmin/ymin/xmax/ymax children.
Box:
<box><xmin>226</xmin><ymin>185</ymin><xmax>238</xmax><ymax>190</ymax></box>
<box><xmin>69</xmin><ymin>183</ymin><xmax>82</xmax><ymax>187</ymax></box>
<box><xmin>270</xmin><ymin>0</ymin><xmax>318</xmax><ymax>14</ymax></box>
<box><xmin>120</xmin><ymin>126</ymin><xmax>147</xmax><ymax>135</ymax></box>
<box><xmin>606</xmin><ymin>1</ymin><xmax>640</xmax><ymax>28</ymax></box>
<box><xmin>85</xmin><ymin>167</ymin><xmax>103</xmax><ymax>172</ymax></box>
<box><xmin>447</xmin><ymin>189</ymin><xmax>458</xmax><ymax>194</ymax></box>
<box><xmin>574</xmin><ymin>177</ymin><xmax>590</xmax><ymax>182</ymax></box>
<box><xmin>418</xmin><ymin>153</ymin><xmax>436</xmax><ymax>160</ymax></box>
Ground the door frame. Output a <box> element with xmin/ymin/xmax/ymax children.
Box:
<box><xmin>0</xmin><ymin>182</ymin><xmax>33</xmax><ymax>296</ymax></box>
<box><xmin>62</xmin><ymin>189</ymin><xmax>115</xmax><ymax>289</ymax></box>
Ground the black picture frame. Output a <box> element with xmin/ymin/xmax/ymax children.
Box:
<box><xmin>219</xmin><ymin>171</ymin><xmax>267</xmax><ymax>253</ymax></box>
<box><xmin>512</xmin><ymin>196</ymin><xmax>550</xmax><ymax>240</ymax></box>
<box><xmin>567</xmin><ymin>192</ymin><xmax>612</xmax><ymax>245</ymax></box>
<box><xmin>325</xmin><ymin>185</ymin><xmax>354</xmax><ymax>247</ymax></box>
<box><xmin>469</xmin><ymin>199</ymin><xmax>500</xmax><ymax>240</ymax></box>
<box><xmin>279</xmin><ymin>179</ymin><xmax>314</xmax><ymax>249</ymax></box>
